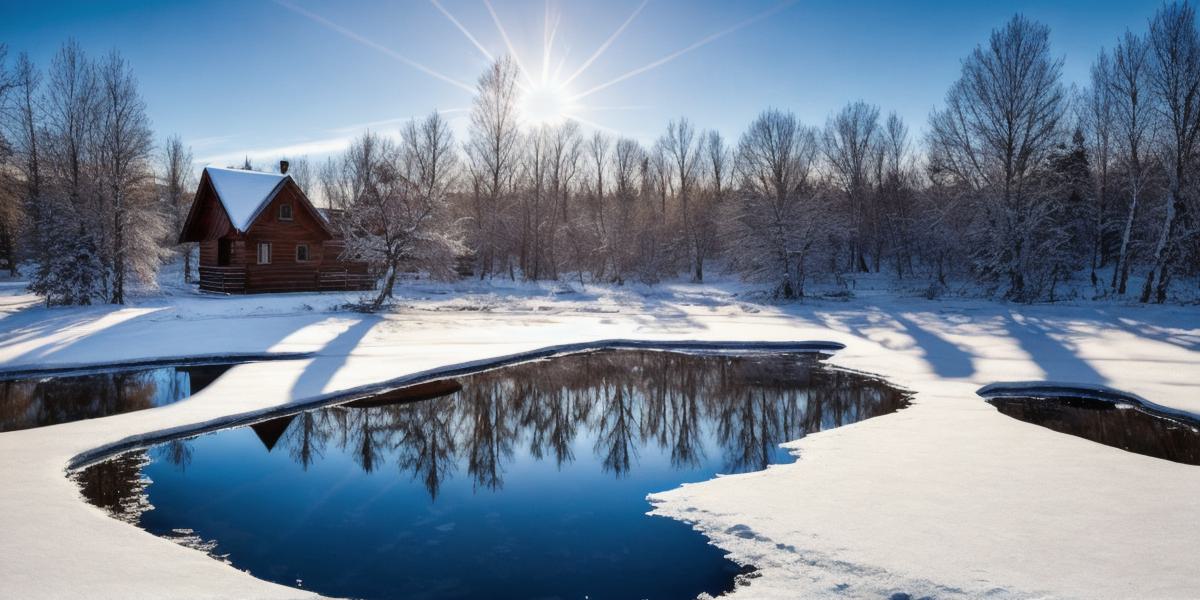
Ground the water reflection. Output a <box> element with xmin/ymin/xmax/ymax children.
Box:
<box><xmin>256</xmin><ymin>352</ymin><xmax>906</xmax><ymax>496</ymax></box>
<box><xmin>0</xmin><ymin>364</ymin><xmax>233</xmax><ymax>432</ymax></box>
<box><xmin>989</xmin><ymin>395</ymin><xmax>1200</xmax><ymax>466</ymax></box>
<box><xmin>77</xmin><ymin>351</ymin><xmax>908</xmax><ymax>600</ymax></box>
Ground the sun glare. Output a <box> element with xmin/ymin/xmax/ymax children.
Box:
<box><xmin>520</xmin><ymin>82</ymin><xmax>575</xmax><ymax>126</ymax></box>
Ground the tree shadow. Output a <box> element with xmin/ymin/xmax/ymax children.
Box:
<box><xmin>289</xmin><ymin>316</ymin><xmax>380</xmax><ymax>400</ymax></box>
<box><xmin>1002</xmin><ymin>312</ymin><xmax>1107</xmax><ymax>385</ymax></box>
<box><xmin>0</xmin><ymin>299</ymin><xmax>342</xmax><ymax>369</ymax></box>
<box><xmin>1091</xmin><ymin>307</ymin><xmax>1200</xmax><ymax>352</ymax></box>
<box><xmin>891</xmin><ymin>313</ymin><xmax>977</xmax><ymax>378</ymax></box>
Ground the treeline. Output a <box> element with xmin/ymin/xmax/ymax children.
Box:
<box><xmin>332</xmin><ymin>4</ymin><xmax>1199</xmax><ymax>305</ymax></box>
<box><xmin>4</xmin><ymin>4</ymin><xmax>1200</xmax><ymax>308</ymax></box>
<box><xmin>0</xmin><ymin>40</ymin><xmax>193</xmax><ymax>305</ymax></box>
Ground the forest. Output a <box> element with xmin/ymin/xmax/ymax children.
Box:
<box><xmin>2</xmin><ymin>4</ymin><xmax>1199</xmax><ymax>307</ymax></box>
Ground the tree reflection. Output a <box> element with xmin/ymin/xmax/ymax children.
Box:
<box><xmin>284</xmin><ymin>411</ymin><xmax>331</xmax><ymax>470</ymax></box>
<box><xmin>153</xmin><ymin>439</ymin><xmax>194</xmax><ymax>472</ymax></box>
<box><xmin>464</xmin><ymin>379</ymin><xmax>517</xmax><ymax>490</ymax></box>
<box><xmin>83</xmin><ymin>351</ymin><xmax>910</xmax><ymax>504</ymax></box>
<box><xmin>0</xmin><ymin>364</ymin><xmax>233</xmax><ymax>432</ymax></box>
<box><xmin>393</xmin><ymin>398</ymin><xmax>459</xmax><ymax>499</ymax></box>
<box><xmin>75</xmin><ymin>451</ymin><xmax>152</xmax><ymax>524</ymax></box>
<box><xmin>594</xmin><ymin>380</ymin><xmax>639</xmax><ymax>476</ymax></box>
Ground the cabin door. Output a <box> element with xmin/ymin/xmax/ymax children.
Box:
<box><xmin>217</xmin><ymin>239</ymin><xmax>231</xmax><ymax>266</ymax></box>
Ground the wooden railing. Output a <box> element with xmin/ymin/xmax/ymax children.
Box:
<box><xmin>198</xmin><ymin>266</ymin><xmax>247</xmax><ymax>294</ymax></box>
<box><xmin>199</xmin><ymin>265</ymin><xmax>374</xmax><ymax>294</ymax></box>
<box><xmin>319</xmin><ymin>268</ymin><xmax>375</xmax><ymax>291</ymax></box>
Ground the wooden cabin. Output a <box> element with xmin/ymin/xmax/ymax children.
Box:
<box><xmin>178</xmin><ymin>162</ymin><xmax>373</xmax><ymax>294</ymax></box>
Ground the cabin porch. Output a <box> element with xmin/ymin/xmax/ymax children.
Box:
<box><xmin>197</xmin><ymin>263</ymin><xmax>374</xmax><ymax>294</ymax></box>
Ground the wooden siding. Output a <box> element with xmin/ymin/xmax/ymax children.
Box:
<box><xmin>179</xmin><ymin>175</ymin><xmax>234</xmax><ymax>243</ymax></box>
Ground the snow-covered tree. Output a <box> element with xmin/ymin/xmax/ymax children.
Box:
<box><xmin>159</xmin><ymin>135</ymin><xmax>195</xmax><ymax>281</ymax></box>
<box><xmin>927</xmin><ymin>14</ymin><xmax>1069</xmax><ymax>301</ymax></box>
<box><xmin>659</xmin><ymin>118</ymin><xmax>704</xmax><ymax>281</ymax></box>
<box><xmin>95</xmin><ymin>50</ymin><xmax>167</xmax><ymax>303</ymax></box>
<box><xmin>1100</xmin><ymin>32</ymin><xmax>1158</xmax><ymax>294</ymax></box>
<box><xmin>325</xmin><ymin>115</ymin><xmax>463</xmax><ymax>311</ymax></box>
<box><xmin>1142</xmin><ymin>1</ymin><xmax>1200</xmax><ymax>302</ymax></box>
<box><xmin>465</xmin><ymin>56</ymin><xmax>522</xmax><ymax>278</ymax></box>
<box><xmin>824</xmin><ymin>101</ymin><xmax>880</xmax><ymax>273</ymax></box>
<box><xmin>726</xmin><ymin>108</ymin><xmax>823</xmax><ymax>298</ymax></box>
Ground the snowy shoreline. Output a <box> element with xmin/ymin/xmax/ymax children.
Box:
<box><xmin>0</xmin><ymin>281</ymin><xmax>1197</xmax><ymax>599</ymax></box>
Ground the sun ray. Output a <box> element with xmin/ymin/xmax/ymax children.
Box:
<box><xmin>541</xmin><ymin>2</ymin><xmax>562</xmax><ymax>86</ymax></box>
<box><xmin>574</xmin><ymin>104</ymin><xmax>652</xmax><ymax>112</ymax></box>
<box><xmin>274</xmin><ymin>0</ymin><xmax>475</xmax><ymax>94</ymax></box>
<box><xmin>569</xmin><ymin>0</ymin><xmax>796</xmax><ymax>102</ymax></box>
<box><xmin>560</xmin><ymin>0</ymin><xmax>649</xmax><ymax>88</ymax></box>
<box><xmin>482</xmin><ymin>0</ymin><xmax>538</xmax><ymax>88</ymax></box>
<box><xmin>564</xmin><ymin>113</ymin><xmax>621</xmax><ymax>135</ymax></box>
<box><xmin>553</xmin><ymin>47</ymin><xmax>571</xmax><ymax>81</ymax></box>
<box><xmin>429</xmin><ymin>0</ymin><xmax>494</xmax><ymax>62</ymax></box>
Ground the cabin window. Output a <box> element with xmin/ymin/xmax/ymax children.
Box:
<box><xmin>217</xmin><ymin>239</ymin><xmax>231</xmax><ymax>266</ymax></box>
<box><xmin>257</xmin><ymin>242</ymin><xmax>272</xmax><ymax>265</ymax></box>
<box><xmin>295</xmin><ymin>244</ymin><xmax>310</xmax><ymax>262</ymax></box>
<box><xmin>278</xmin><ymin>203</ymin><xmax>293</xmax><ymax>221</ymax></box>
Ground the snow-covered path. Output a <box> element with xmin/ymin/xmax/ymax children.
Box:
<box><xmin>0</xmin><ymin>282</ymin><xmax>1196</xmax><ymax>599</ymax></box>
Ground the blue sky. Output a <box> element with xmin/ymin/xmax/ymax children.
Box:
<box><xmin>0</xmin><ymin>0</ymin><xmax>1165</xmax><ymax>167</ymax></box>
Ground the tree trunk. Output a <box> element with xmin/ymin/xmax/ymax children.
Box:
<box><xmin>1140</xmin><ymin>185</ymin><xmax>1179</xmax><ymax>303</ymax></box>
<box><xmin>1112</xmin><ymin>189</ymin><xmax>1138</xmax><ymax>294</ymax></box>
<box><xmin>183</xmin><ymin>244</ymin><xmax>194</xmax><ymax>283</ymax></box>
<box><xmin>112</xmin><ymin>195</ymin><xmax>125</xmax><ymax>305</ymax></box>
<box><xmin>371</xmin><ymin>263</ymin><xmax>398</xmax><ymax>311</ymax></box>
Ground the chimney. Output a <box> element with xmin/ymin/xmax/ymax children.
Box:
<box><xmin>279</xmin><ymin>160</ymin><xmax>290</xmax><ymax>175</ymax></box>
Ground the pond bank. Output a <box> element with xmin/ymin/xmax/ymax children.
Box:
<box><xmin>0</xmin><ymin>284</ymin><xmax>1197</xmax><ymax>599</ymax></box>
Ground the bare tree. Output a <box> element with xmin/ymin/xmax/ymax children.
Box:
<box><xmin>584</xmin><ymin>131</ymin><xmax>612</xmax><ymax>279</ymax></box>
<box><xmin>1080</xmin><ymin>50</ymin><xmax>1117</xmax><ymax>288</ymax></box>
<box><xmin>96</xmin><ymin>50</ymin><xmax>164</xmax><ymax>303</ymax></box>
<box><xmin>160</xmin><ymin>135</ymin><xmax>194</xmax><ymax>281</ymax></box>
<box><xmin>1142</xmin><ymin>1</ymin><xmax>1200</xmax><ymax>302</ymax></box>
<box><xmin>697</xmin><ymin>130</ymin><xmax>728</xmax><ymax>277</ymax></box>
<box><xmin>0</xmin><ymin>45</ymin><xmax>21</xmax><ymax>276</ymax></box>
<box><xmin>660</xmin><ymin>118</ymin><xmax>703</xmax><ymax>281</ymax></box>
<box><xmin>517</xmin><ymin>125</ymin><xmax>547</xmax><ymax>278</ymax></box>
<box><xmin>610</xmin><ymin>137</ymin><xmax>643</xmax><ymax>282</ymax></box>
<box><xmin>6</xmin><ymin>53</ymin><xmax>41</xmax><ymax>269</ymax></box>
<box><xmin>876</xmin><ymin>112</ymin><xmax>917</xmax><ymax>277</ymax></box>
<box><xmin>281</xmin><ymin>156</ymin><xmax>315</xmax><ymax>196</ymax></box>
<box><xmin>43</xmin><ymin>40</ymin><xmax>98</xmax><ymax>203</ymax></box>
<box><xmin>327</xmin><ymin>117</ymin><xmax>462</xmax><ymax>311</ymax></box>
<box><xmin>1105</xmin><ymin>32</ymin><xmax>1158</xmax><ymax>294</ymax></box>
<box><xmin>31</xmin><ymin>40</ymin><xmax>104</xmax><ymax>305</ymax></box>
<box><xmin>545</xmin><ymin>121</ymin><xmax>581</xmax><ymax>279</ymax></box>
<box><xmin>824</xmin><ymin>101</ymin><xmax>880</xmax><ymax>272</ymax></box>
<box><xmin>727</xmin><ymin>109</ymin><xmax>822</xmax><ymax>297</ymax></box>
<box><xmin>927</xmin><ymin>14</ymin><xmax>1067</xmax><ymax>300</ymax></box>
<box><xmin>466</xmin><ymin>56</ymin><xmax>522</xmax><ymax>278</ymax></box>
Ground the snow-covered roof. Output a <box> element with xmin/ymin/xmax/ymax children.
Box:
<box><xmin>203</xmin><ymin>166</ymin><xmax>291</xmax><ymax>232</ymax></box>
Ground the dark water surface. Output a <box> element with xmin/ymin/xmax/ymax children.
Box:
<box><xmin>77</xmin><ymin>350</ymin><xmax>909</xmax><ymax>600</ymax></box>
<box><xmin>0</xmin><ymin>364</ymin><xmax>233</xmax><ymax>432</ymax></box>
<box><xmin>988</xmin><ymin>395</ymin><xmax>1200</xmax><ymax>466</ymax></box>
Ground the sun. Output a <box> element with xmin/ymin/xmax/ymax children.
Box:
<box><xmin>519</xmin><ymin>81</ymin><xmax>575</xmax><ymax>126</ymax></box>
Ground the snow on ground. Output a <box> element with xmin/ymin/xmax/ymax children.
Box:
<box><xmin>0</xmin><ymin>276</ymin><xmax>1197</xmax><ymax>599</ymax></box>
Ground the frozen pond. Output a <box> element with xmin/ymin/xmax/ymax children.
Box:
<box><xmin>988</xmin><ymin>395</ymin><xmax>1200</xmax><ymax>466</ymax></box>
<box><xmin>76</xmin><ymin>350</ymin><xmax>909</xmax><ymax>600</ymax></box>
<box><xmin>0</xmin><ymin>363</ymin><xmax>234</xmax><ymax>432</ymax></box>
